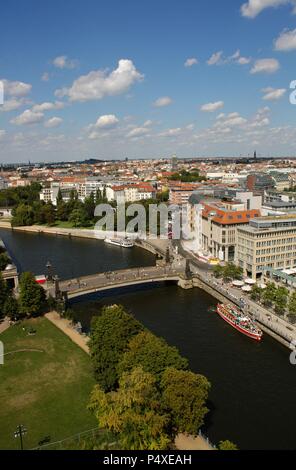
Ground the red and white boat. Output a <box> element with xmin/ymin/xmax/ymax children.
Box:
<box><xmin>35</xmin><ymin>275</ymin><xmax>47</xmax><ymax>285</ymax></box>
<box><xmin>216</xmin><ymin>304</ymin><xmax>263</xmax><ymax>342</ymax></box>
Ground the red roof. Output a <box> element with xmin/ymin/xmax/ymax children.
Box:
<box><xmin>112</xmin><ymin>183</ymin><xmax>154</xmax><ymax>192</ymax></box>
<box><xmin>202</xmin><ymin>204</ymin><xmax>260</xmax><ymax>225</ymax></box>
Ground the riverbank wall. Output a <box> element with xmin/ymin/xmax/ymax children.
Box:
<box><xmin>193</xmin><ymin>276</ymin><xmax>292</xmax><ymax>350</ymax></box>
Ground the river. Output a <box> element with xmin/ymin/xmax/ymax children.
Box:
<box><xmin>1</xmin><ymin>228</ymin><xmax>295</xmax><ymax>450</ymax></box>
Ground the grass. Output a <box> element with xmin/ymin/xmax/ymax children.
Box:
<box><xmin>50</xmin><ymin>220</ymin><xmax>95</xmax><ymax>229</ymax></box>
<box><xmin>0</xmin><ymin>317</ymin><xmax>97</xmax><ymax>450</ymax></box>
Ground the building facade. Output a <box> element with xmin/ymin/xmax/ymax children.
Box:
<box><xmin>237</xmin><ymin>216</ymin><xmax>296</xmax><ymax>279</ymax></box>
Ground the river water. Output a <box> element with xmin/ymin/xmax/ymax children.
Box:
<box><xmin>1</xmin><ymin>228</ymin><xmax>296</xmax><ymax>450</ymax></box>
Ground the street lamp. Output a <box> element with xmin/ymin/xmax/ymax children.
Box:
<box><xmin>46</xmin><ymin>261</ymin><xmax>53</xmax><ymax>282</ymax></box>
<box><xmin>14</xmin><ymin>425</ymin><xmax>27</xmax><ymax>450</ymax></box>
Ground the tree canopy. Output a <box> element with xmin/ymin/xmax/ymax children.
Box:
<box><xmin>18</xmin><ymin>272</ymin><xmax>46</xmax><ymax>316</ymax></box>
<box><xmin>160</xmin><ymin>367</ymin><xmax>210</xmax><ymax>435</ymax></box>
<box><xmin>88</xmin><ymin>367</ymin><xmax>170</xmax><ymax>450</ymax></box>
<box><xmin>117</xmin><ymin>330</ymin><xmax>188</xmax><ymax>381</ymax></box>
<box><xmin>88</xmin><ymin>305</ymin><xmax>143</xmax><ymax>391</ymax></box>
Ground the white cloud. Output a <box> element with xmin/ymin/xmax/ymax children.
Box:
<box><xmin>201</xmin><ymin>101</ymin><xmax>224</xmax><ymax>112</ymax></box>
<box><xmin>0</xmin><ymin>97</ymin><xmax>30</xmax><ymax>112</ymax></box>
<box><xmin>215</xmin><ymin>112</ymin><xmax>247</xmax><ymax>128</ymax></box>
<box><xmin>44</xmin><ymin>117</ymin><xmax>63</xmax><ymax>128</ymax></box>
<box><xmin>250</xmin><ymin>58</ymin><xmax>280</xmax><ymax>74</ymax></box>
<box><xmin>274</xmin><ymin>28</ymin><xmax>296</xmax><ymax>51</ymax></box>
<box><xmin>207</xmin><ymin>50</ymin><xmax>251</xmax><ymax>66</ymax></box>
<box><xmin>53</xmin><ymin>55</ymin><xmax>79</xmax><ymax>69</ymax></box>
<box><xmin>237</xmin><ymin>56</ymin><xmax>251</xmax><ymax>65</ymax></box>
<box><xmin>41</xmin><ymin>72</ymin><xmax>50</xmax><ymax>82</ymax></box>
<box><xmin>1</xmin><ymin>79</ymin><xmax>32</xmax><ymax>97</ymax></box>
<box><xmin>158</xmin><ymin>128</ymin><xmax>182</xmax><ymax>137</ymax></box>
<box><xmin>55</xmin><ymin>59</ymin><xmax>143</xmax><ymax>102</ymax></box>
<box><xmin>0</xmin><ymin>130</ymin><xmax>6</xmax><ymax>140</ymax></box>
<box><xmin>32</xmin><ymin>101</ymin><xmax>65</xmax><ymax>112</ymax></box>
<box><xmin>127</xmin><ymin>127</ymin><xmax>150</xmax><ymax>138</ymax></box>
<box><xmin>261</xmin><ymin>87</ymin><xmax>286</xmax><ymax>100</ymax></box>
<box><xmin>207</xmin><ymin>51</ymin><xmax>224</xmax><ymax>65</ymax></box>
<box><xmin>10</xmin><ymin>109</ymin><xmax>44</xmax><ymax>125</ymax></box>
<box><xmin>184</xmin><ymin>58</ymin><xmax>198</xmax><ymax>67</ymax></box>
<box><xmin>241</xmin><ymin>0</ymin><xmax>296</xmax><ymax>18</ymax></box>
<box><xmin>153</xmin><ymin>96</ymin><xmax>173</xmax><ymax>107</ymax></box>
<box><xmin>94</xmin><ymin>114</ymin><xmax>119</xmax><ymax>129</ymax></box>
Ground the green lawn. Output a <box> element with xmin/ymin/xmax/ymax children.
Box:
<box><xmin>51</xmin><ymin>220</ymin><xmax>95</xmax><ymax>229</ymax></box>
<box><xmin>0</xmin><ymin>318</ymin><xmax>97</xmax><ymax>450</ymax></box>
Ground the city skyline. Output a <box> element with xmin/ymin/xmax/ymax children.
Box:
<box><xmin>1</xmin><ymin>0</ymin><xmax>296</xmax><ymax>162</ymax></box>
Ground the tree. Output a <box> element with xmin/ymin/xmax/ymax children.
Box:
<box><xmin>84</xmin><ymin>193</ymin><xmax>96</xmax><ymax>222</ymax></box>
<box><xmin>11</xmin><ymin>204</ymin><xmax>35</xmax><ymax>227</ymax></box>
<box><xmin>41</xmin><ymin>203</ymin><xmax>56</xmax><ymax>226</ymax></box>
<box><xmin>0</xmin><ymin>252</ymin><xmax>11</xmax><ymax>271</ymax></box>
<box><xmin>0</xmin><ymin>274</ymin><xmax>8</xmax><ymax>319</ymax></box>
<box><xmin>69</xmin><ymin>208</ymin><xmax>88</xmax><ymax>227</ymax></box>
<box><xmin>274</xmin><ymin>287</ymin><xmax>288</xmax><ymax>316</ymax></box>
<box><xmin>88</xmin><ymin>305</ymin><xmax>143</xmax><ymax>391</ymax></box>
<box><xmin>223</xmin><ymin>263</ymin><xmax>243</xmax><ymax>281</ymax></box>
<box><xmin>88</xmin><ymin>367</ymin><xmax>170</xmax><ymax>450</ymax></box>
<box><xmin>251</xmin><ymin>284</ymin><xmax>262</xmax><ymax>302</ymax></box>
<box><xmin>117</xmin><ymin>331</ymin><xmax>188</xmax><ymax>381</ymax></box>
<box><xmin>3</xmin><ymin>295</ymin><xmax>20</xmax><ymax>320</ymax></box>
<box><xmin>288</xmin><ymin>292</ymin><xmax>296</xmax><ymax>323</ymax></box>
<box><xmin>56</xmin><ymin>201</ymin><xmax>70</xmax><ymax>221</ymax></box>
<box><xmin>213</xmin><ymin>265</ymin><xmax>224</xmax><ymax>278</ymax></box>
<box><xmin>218</xmin><ymin>440</ymin><xmax>238</xmax><ymax>451</ymax></box>
<box><xmin>262</xmin><ymin>282</ymin><xmax>277</xmax><ymax>307</ymax></box>
<box><xmin>56</xmin><ymin>188</ymin><xmax>63</xmax><ymax>206</ymax></box>
<box><xmin>160</xmin><ymin>368</ymin><xmax>210</xmax><ymax>435</ymax></box>
<box><xmin>18</xmin><ymin>272</ymin><xmax>46</xmax><ymax>317</ymax></box>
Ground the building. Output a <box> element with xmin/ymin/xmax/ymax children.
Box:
<box><xmin>261</xmin><ymin>200</ymin><xmax>296</xmax><ymax>216</ymax></box>
<box><xmin>269</xmin><ymin>172</ymin><xmax>290</xmax><ymax>192</ymax></box>
<box><xmin>237</xmin><ymin>215</ymin><xmax>296</xmax><ymax>279</ymax></box>
<box><xmin>107</xmin><ymin>183</ymin><xmax>156</xmax><ymax>203</ymax></box>
<box><xmin>40</xmin><ymin>182</ymin><xmax>60</xmax><ymax>205</ymax></box>
<box><xmin>200</xmin><ymin>202</ymin><xmax>260</xmax><ymax>262</ymax></box>
<box><xmin>0</xmin><ymin>177</ymin><xmax>8</xmax><ymax>190</ymax></box>
<box><xmin>246</xmin><ymin>174</ymin><xmax>275</xmax><ymax>194</ymax></box>
<box><xmin>169</xmin><ymin>183</ymin><xmax>200</xmax><ymax>205</ymax></box>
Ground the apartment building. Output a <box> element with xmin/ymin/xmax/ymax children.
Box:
<box><xmin>237</xmin><ymin>215</ymin><xmax>296</xmax><ymax>279</ymax></box>
<box><xmin>107</xmin><ymin>183</ymin><xmax>156</xmax><ymax>204</ymax></box>
<box><xmin>40</xmin><ymin>179</ymin><xmax>107</xmax><ymax>205</ymax></box>
<box><xmin>201</xmin><ymin>202</ymin><xmax>260</xmax><ymax>262</ymax></box>
<box><xmin>169</xmin><ymin>183</ymin><xmax>200</xmax><ymax>205</ymax></box>
<box><xmin>40</xmin><ymin>182</ymin><xmax>60</xmax><ymax>205</ymax></box>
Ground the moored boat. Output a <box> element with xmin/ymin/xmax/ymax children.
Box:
<box><xmin>216</xmin><ymin>303</ymin><xmax>263</xmax><ymax>342</ymax></box>
<box><xmin>104</xmin><ymin>238</ymin><xmax>134</xmax><ymax>248</ymax></box>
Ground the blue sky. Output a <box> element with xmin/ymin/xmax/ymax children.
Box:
<box><xmin>1</xmin><ymin>0</ymin><xmax>296</xmax><ymax>162</ymax></box>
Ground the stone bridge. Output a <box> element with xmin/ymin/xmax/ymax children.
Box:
<box><xmin>47</xmin><ymin>265</ymin><xmax>191</xmax><ymax>300</ymax></box>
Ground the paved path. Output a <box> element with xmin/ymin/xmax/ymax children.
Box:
<box><xmin>45</xmin><ymin>312</ymin><xmax>89</xmax><ymax>354</ymax></box>
<box><xmin>0</xmin><ymin>318</ymin><xmax>10</xmax><ymax>334</ymax></box>
<box><xmin>175</xmin><ymin>433</ymin><xmax>215</xmax><ymax>451</ymax></box>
